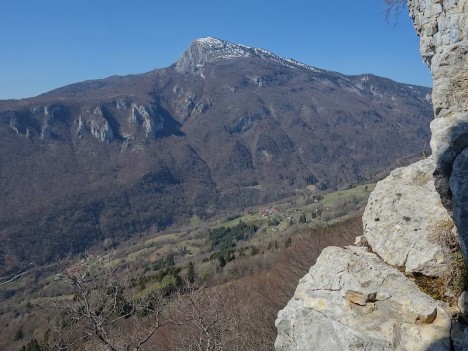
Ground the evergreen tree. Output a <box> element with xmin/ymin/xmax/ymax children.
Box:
<box><xmin>218</xmin><ymin>255</ymin><xmax>226</xmax><ymax>267</ymax></box>
<box><xmin>14</xmin><ymin>327</ymin><xmax>24</xmax><ymax>341</ymax></box>
<box><xmin>299</xmin><ymin>213</ymin><xmax>307</xmax><ymax>223</ymax></box>
<box><xmin>250</xmin><ymin>246</ymin><xmax>259</xmax><ymax>256</ymax></box>
<box><xmin>20</xmin><ymin>339</ymin><xmax>43</xmax><ymax>351</ymax></box>
<box><xmin>187</xmin><ymin>261</ymin><xmax>196</xmax><ymax>284</ymax></box>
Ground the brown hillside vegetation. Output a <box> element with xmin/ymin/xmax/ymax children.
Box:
<box><xmin>11</xmin><ymin>217</ymin><xmax>358</xmax><ymax>351</ymax></box>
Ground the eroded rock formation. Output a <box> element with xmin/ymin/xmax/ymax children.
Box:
<box><xmin>276</xmin><ymin>246</ymin><xmax>452</xmax><ymax>351</ymax></box>
<box><xmin>363</xmin><ymin>157</ymin><xmax>452</xmax><ymax>278</ymax></box>
<box><xmin>411</xmin><ymin>0</ymin><xmax>468</xmax><ymax>259</ymax></box>
<box><xmin>275</xmin><ymin>1</ymin><xmax>468</xmax><ymax>349</ymax></box>
<box><xmin>275</xmin><ymin>158</ymin><xmax>466</xmax><ymax>350</ymax></box>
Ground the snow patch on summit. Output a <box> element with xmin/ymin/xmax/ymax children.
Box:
<box><xmin>195</xmin><ymin>37</ymin><xmax>251</xmax><ymax>60</ymax></box>
<box><xmin>175</xmin><ymin>37</ymin><xmax>321</xmax><ymax>75</ymax></box>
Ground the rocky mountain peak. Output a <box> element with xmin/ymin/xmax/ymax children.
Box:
<box><xmin>175</xmin><ymin>37</ymin><xmax>244</xmax><ymax>74</ymax></box>
<box><xmin>175</xmin><ymin>36</ymin><xmax>321</xmax><ymax>75</ymax></box>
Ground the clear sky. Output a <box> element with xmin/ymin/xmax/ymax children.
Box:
<box><xmin>0</xmin><ymin>0</ymin><xmax>432</xmax><ymax>99</ymax></box>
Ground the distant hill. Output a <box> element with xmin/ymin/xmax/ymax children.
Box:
<box><xmin>0</xmin><ymin>37</ymin><xmax>433</xmax><ymax>274</ymax></box>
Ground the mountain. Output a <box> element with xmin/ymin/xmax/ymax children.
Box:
<box><xmin>0</xmin><ymin>37</ymin><xmax>433</xmax><ymax>274</ymax></box>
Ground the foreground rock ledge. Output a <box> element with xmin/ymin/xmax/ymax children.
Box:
<box><xmin>275</xmin><ymin>246</ymin><xmax>453</xmax><ymax>351</ymax></box>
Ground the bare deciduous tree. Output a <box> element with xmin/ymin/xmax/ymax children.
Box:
<box><xmin>172</xmin><ymin>281</ymin><xmax>248</xmax><ymax>351</ymax></box>
<box><xmin>169</xmin><ymin>220</ymin><xmax>360</xmax><ymax>351</ymax></box>
<box><xmin>44</xmin><ymin>217</ymin><xmax>361</xmax><ymax>351</ymax></box>
<box><xmin>49</xmin><ymin>256</ymin><xmax>170</xmax><ymax>351</ymax></box>
<box><xmin>385</xmin><ymin>0</ymin><xmax>408</xmax><ymax>21</ymax></box>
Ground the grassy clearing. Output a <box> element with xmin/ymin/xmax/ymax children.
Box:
<box><xmin>0</xmin><ymin>279</ymin><xmax>26</xmax><ymax>291</ymax></box>
<box><xmin>27</xmin><ymin>294</ymin><xmax>74</xmax><ymax>306</ymax></box>
<box><xmin>213</xmin><ymin>213</ymin><xmax>260</xmax><ymax>229</ymax></box>
<box><xmin>322</xmin><ymin>184</ymin><xmax>375</xmax><ymax>206</ymax></box>
<box><xmin>145</xmin><ymin>233</ymin><xmax>180</xmax><ymax>247</ymax></box>
<box><xmin>127</xmin><ymin>247</ymin><xmax>155</xmax><ymax>262</ymax></box>
<box><xmin>189</xmin><ymin>215</ymin><xmax>203</xmax><ymax>228</ymax></box>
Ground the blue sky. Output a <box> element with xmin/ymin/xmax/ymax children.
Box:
<box><xmin>0</xmin><ymin>0</ymin><xmax>431</xmax><ymax>99</ymax></box>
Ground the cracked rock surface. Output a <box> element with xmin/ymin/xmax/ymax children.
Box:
<box><xmin>363</xmin><ymin>157</ymin><xmax>452</xmax><ymax>277</ymax></box>
<box><xmin>275</xmin><ymin>246</ymin><xmax>452</xmax><ymax>351</ymax></box>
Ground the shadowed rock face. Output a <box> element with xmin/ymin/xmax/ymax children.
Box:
<box><xmin>409</xmin><ymin>0</ymin><xmax>468</xmax><ymax>261</ymax></box>
<box><xmin>450</xmin><ymin>149</ymin><xmax>468</xmax><ymax>260</ymax></box>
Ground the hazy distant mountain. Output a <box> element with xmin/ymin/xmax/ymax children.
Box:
<box><xmin>0</xmin><ymin>37</ymin><xmax>432</xmax><ymax>274</ymax></box>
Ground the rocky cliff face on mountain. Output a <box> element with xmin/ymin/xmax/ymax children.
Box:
<box><xmin>0</xmin><ymin>38</ymin><xmax>433</xmax><ymax>275</ymax></box>
<box><xmin>411</xmin><ymin>0</ymin><xmax>468</xmax><ymax>260</ymax></box>
<box><xmin>276</xmin><ymin>1</ymin><xmax>468</xmax><ymax>350</ymax></box>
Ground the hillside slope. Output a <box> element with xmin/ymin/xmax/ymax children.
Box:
<box><xmin>0</xmin><ymin>37</ymin><xmax>433</xmax><ymax>274</ymax></box>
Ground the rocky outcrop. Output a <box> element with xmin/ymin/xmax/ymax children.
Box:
<box><xmin>451</xmin><ymin>149</ymin><xmax>468</xmax><ymax>259</ymax></box>
<box><xmin>363</xmin><ymin>157</ymin><xmax>452</xmax><ymax>277</ymax></box>
<box><xmin>1</xmin><ymin>105</ymin><xmax>66</xmax><ymax>140</ymax></box>
<box><xmin>276</xmin><ymin>216</ymin><xmax>467</xmax><ymax>350</ymax></box>
<box><xmin>78</xmin><ymin>107</ymin><xmax>114</xmax><ymax>142</ymax></box>
<box><xmin>175</xmin><ymin>37</ymin><xmax>250</xmax><ymax>75</ymax></box>
<box><xmin>410</xmin><ymin>0</ymin><xmax>468</xmax><ymax>259</ymax></box>
<box><xmin>276</xmin><ymin>158</ymin><xmax>466</xmax><ymax>350</ymax></box>
<box><xmin>74</xmin><ymin>103</ymin><xmax>171</xmax><ymax>142</ymax></box>
<box><xmin>276</xmin><ymin>1</ymin><xmax>468</xmax><ymax>349</ymax></box>
<box><xmin>275</xmin><ymin>246</ymin><xmax>453</xmax><ymax>351</ymax></box>
<box><xmin>409</xmin><ymin>0</ymin><xmax>467</xmax><ymax>117</ymax></box>
<box><xmin>40</xmin><ymin>106</ymin><xmax>53</xmax><ymax>140</ymax></box>
<box><xmin>175</xmin><ymin>37</ymin><xmax>323</xmax><ymax>76</ymax></box>
<box><xmin>128</xmin><ymin>103</ymin><xmax>164</xmax><ymax>138</ymax></box>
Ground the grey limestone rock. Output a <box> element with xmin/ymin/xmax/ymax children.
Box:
<box><xmin>78</xmin><ymin>107</ymin><xmax>114</xmax><ymax>142</ymax></box>
<box><xmin>363</xmin><ymin>157</ymin><xmax>452</xmax><ymax>277</ymax></box>
<box><xmin>40</xmin><ymin>106</ymin><xmax>52</xmax><ymax>140</ymax></box>
<box><xmin>36</xmin><ymin>105</ymin><xmax>63</xmax><ymax>140</ymax></box>
<box><xmin>409</xmin><ymin>0</ymin><xmax>468</xmax><ymax>260</ymax></box>
<box><xmin>129</xmin><ymin>104</ymin><xmax>164</xmax><ymax>138</ymax></box>
<box><xmin>89</xmin><ymin>119</ymin><xmax>113</xmax><ymax>142</ymax></box>
<box><xmin>76</xmin><ymin>116</ymin><xmax>85</xmax><ymax>137</ymax></box>
<box><xmin>8</xmin><ymin>114</ymin><xmax>19</xmax><ymax>134</ymax></box>
<box><xmin>175</xmin><ymin>37</ymin><xmax>250</xmax><ymax>75</ymax></box>
<box><xmin>275</xmin><ymin>246</ymin><xmax>452</xmax><ymax>351</ymax></box>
